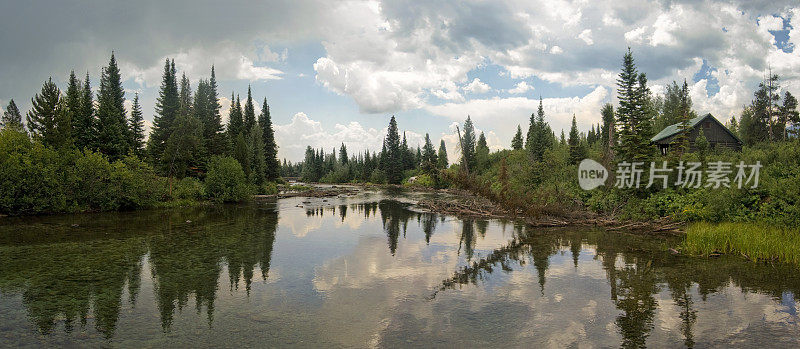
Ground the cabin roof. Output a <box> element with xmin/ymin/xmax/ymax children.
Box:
<box><xmin>650</xmin><ymin>113</ymin><xmax>741</xmax><ymax>144</ymax></box>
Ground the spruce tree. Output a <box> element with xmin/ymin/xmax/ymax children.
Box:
<box><xmin>384</xmin><ymin>116</ymin><xmax>402</xmax><ymax>184</ymax></box>
<box><xmin>65</xmin><ymin>71</ymin><xmax>83</xmax><ymax>141</ymax></box>
<box><xmin>568</xmin><ymin>114</ymin><xmax>584</xmax><ymax>164</ymax></box>
<box><xmin>339</xmin><ymin>143</ymin><xmax>348</xmax><ymax>164</ymax></box>
<box><xmin>511</xmin><ymin>125</ymin><xmax>524</xmax><ymax>150</ymax></box>
<box><xmin>243</xmin><ymin>86</ymin><xmax>256</xmax><ymax>137</ymax></box>
<box><xmin>400</xmin><ymin>133</ymin><xmax>413</xmax><ymax>171</ymax></box>
<box><xmin>77</xmin><ymin>72</ymin><xmax>96</xmax><ymax>150</ymax></box>
<box><xmin>228</xmin><ymin>93</ymin><xmax>243</xmax><ymax>141</ymax></box>
<box><xmin>149</xmin><ymin>59</ymin><xmax>180</xmax><ymax>169</ymax></box>
<box><xmin>96</xmin><ymin>53</ymin><xmax>129</xmax><ymax>159</ymax></box>
<box><xmin>178</xmin><ymin>72</ymin><xmax>193</xmax><ymax>118</ymax></box>
<box><xmin>525</xmin><ymin>111</ymin><xmax>536</xmax><ymax>150</ymax></box>
<box><xmin>163</xmin><ymin>112</ymin><xmax>204</xmax><ymax>179</ymax></box>
<box><xmin>206</xmin><ymin>66</ymin><xmax>227</xmax><ymax>155</ymax></box>
<box><xmin>422</xmin><ymin>133</ymin><xmax>437</xmax><ymax>171</ymax></box>
<box><xmin>27</xmin><ymin>78</ymin><xmax>70</xmax><ymax>148</ymax></box>
<box><xmin>248</xmin><ymin>123</ymin><xmax>267</xmax><ymax>185</ymax></box>
<box><xmin>259</xmin><ymin>97</ymin><xmax>280</xmax><ymax>181</ymax></box>
<box><xmin>475</xmin><ymin>131</ymin><xmax>489</xmax><ymax>172</ymax></box>
<box><xmin>437</xmin><ymin>140</ymin><xmax>448</xmax><ymax>169</ymax></box>
<box><xmin>671</xmin><ymin>79</ymin><xmax>693</xmax><ymax>157</ymax></box>
<box><xmin>530</xmin><ymin>97</ymin><xmax>552</xmax><ymax>161</ymax></box>
<box><xmin>2</xmin><ymin>99</ymin><xmax>23</xmax><ymax>131</ymax></box>
<box><xmin>780</xmin><ymin>91</ymin><xmax>798</xmax><ymax>139</ymax></box>
<box><xmin>600</xmin><ymin>103</ymin><xmax>614</xmax><ymax>154</ymax></box>
<box><xmin>233</xmin><ymin>133</ymin><xmax>250</xmax><ymax>179</ymax></box>
<box><xmin>615</xmin><ymin>48</ymin><xmax>652</xmax><ymax>162</ymax></box>
<box><xmin>129</xmin><ymin>93</ymin><xmax>146</xmax><ymax>157</ymax></box>
<box><xmin>460</xmin><ymin>116</ymin><xmax>477</xmax><ymax>172</ymax></box>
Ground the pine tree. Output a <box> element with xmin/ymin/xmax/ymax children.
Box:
<box><xmin>243</xmin><ymin>86</ymin><xmax>256</xmax><ymax>137</ymax></box>
<box><xmin>400</xmin><ymin>132</ymin><xmax>413</xmax><ymax>171</ymax></box>
<box><xmin>437</xmin><ymin>139</ymin><xmax>448</xmax><ymax>169</ymax></box>
<box><xmin>568</xmin><ymin>115</ymin><xmax>584</xmax><ymax>164</ymax></box>
<box><xmin>96</xmin><ymin>53</ymin><xmax>128</xmax><ymax>158</ymax></box>
<box><xmin>228</xmin><ymin>93</ymin><xmax>243</xmax><ymax>141</ymax></box>
<box><xmin>233</xmin><ymin>133</ymin><xmax>250</xmax><ymax>179</ymax></box>
<box><xmin>525</xmin><ymin>111</ymin><xmax>536</xmax><ymax>150</ymax></box>
<box><xmin>27</xmin><ymin>78</ymin><xmax>69</xmax><ymax>148</ymax></box>
<box><xmin>780</xmin><ymin>91</ymin><xmax>798</xmax><ymax>139</ymax></box>
<box><xmin>511</xmin><ymin>125</ymin><xmax>524</xmax><ymax>150</ymax></box>
<box><xmin>259</xmin><ymin>97</ymin><xmax>280</xmax><ymax>181</ymax></box>
<box><xmin>206</xmin><ymin>66</ymin><xmax>227</xmax><ymax>155</ymax></box>
<box><xmin>65</xmin><ymin>70</ymin><xmax>83</xmax><ymax>142</ymax></box>
<box><xmin>460</xmin><ymin>116</ymin><xmax>477</xmax><ymax>172</ymax></box>
<box><xmin>671</xmin><ymin>79</ymin><xmax>693</xmax><ymax>157</ymax></box>
<box><xmin>148</xmin><ymin>59</ymin><xmax>180</xmax><ymax>169</ymax></box>
<box><xmin>615</xmin><ymin>48</ymin><xmax>652</xmax><ymax>162</ymax></box>
<box><xmin>129</xmin><ymin>93</ymin><xmax>145</xmax><ymax>157</ymax></box>
<box><xmin>178</xmin><ymin>72</ymin><xmax>193</xmax><ymax>118</ymax></box>
<box><xmin>529</xmin><ymin>97</ymin><xmax>552</xmax><ymax>161</ymax></box>
<box><xmin>727</xmin><ymin>116</ymin><xmax>739</xmax><ymax>137</ymax></box>
<box><xmin>384</xmin><ymin>116</ymin><xmax>402</xmax><ymax>184</ymax></box>
<box><xmin>339</xmin><ymin>143</ymin><xmax>348</xmax><ymax>164</ymax></box>
<box><xmin>2</xmin><ymin>99</ymin><xmax>23</xmax><ymax>131</ymax></box>
<box><xmin>475</xmin><ymin>132</ymin><xmax>489</xmax><ymax>172</ymax></box>
<box><xmin>77</xmin><ymin>72</ymin><xmax>96</xmax><ymax>150</ymax></box>
<box><xmin>163</xmin><ymin>112</ymin><xmax>204</xmax><ymax>179</ymax></box>
<box><xmin>248</xmin><ymin>123</ymin><xmax>266</xmax><ymax>186</ymax></box>
<box><xmin>422</xmin><ymin>133</ymin><xmax>437</xmax><ymax>172</ymax></box>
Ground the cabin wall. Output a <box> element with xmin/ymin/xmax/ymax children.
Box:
<box><xmin>654</xmin><ymin>117</ymin><xmax>741</xmax><ymax>152</ymax></box>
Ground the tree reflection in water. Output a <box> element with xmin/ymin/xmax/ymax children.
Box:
<box><xmin>0</xmin><ymin>204</ymin><xmax>278</xmax><ymax>336</ymax></box>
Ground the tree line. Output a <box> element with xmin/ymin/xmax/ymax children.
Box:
<box><xmin>1</xmin><ymin>53</ymin><xmax>281</xmax><ymax>189</ymax></box>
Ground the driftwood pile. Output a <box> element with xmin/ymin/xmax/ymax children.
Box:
<box><xmin>416</xmin><ymin>196</ymin><xmax>686</xmax><ymax>235</ymax></box>
<box><xmin>416</xmin><ymin>196</ymin><xmax>510</xmax><ymax>218</ymax></box>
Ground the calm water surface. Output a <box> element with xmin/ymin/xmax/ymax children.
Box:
<box><xmin>0</xmin><ymin>190</ymin><xmax>798</xmax><ymax>348</ymax></box>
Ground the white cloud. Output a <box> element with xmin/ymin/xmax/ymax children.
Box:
<box><xmin>624</xmin><ymin>26</ymin><xmax>647</xmax><ymax>44</ymax></box>
<box><xmin>508</xmin><ymin>81</ymin><xmax>534</xmax><ymax>94</ymax></box>
<box><xmin>578</xmin><ymin>29</ymin><xmax>594</xmax><ymax>45</ymax></box>
<box><xmin>463</xmin><ymin>78</ymin><xmax>491</xmax><ymax>94</ymax></box>
<box><xmin>549</xmin><ymin>45</ymin><xmax>564</xmax><ymax>54</ymax></box>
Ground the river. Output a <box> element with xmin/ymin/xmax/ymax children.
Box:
<box><xmin>0</xmin><ymin>189</ymin><xmax>798</xmax><ymax>347</ymax></box>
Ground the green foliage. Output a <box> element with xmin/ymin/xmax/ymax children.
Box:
<box><xmin>95</xmin><ymin>53</ymin><xmax>129</xmax><ymax>160</ymax></box>
<box><xmin>173</xmin><ymin>177</ymin><xmax>205</xmax><ymax>200</ymax></box>
<box><xmin>437</xmin><ymin>140</ymin><xmax>449</xmax><ymax>169</ymax></box>
<box><xmin>511</xmin><ymin>125</ymin><xmax>524</xmax><ymax>150</ymax></box>
<box><xmin>0</xmin><ymin>129</ymin><xmax>165</xmax><ymax>214</ymax></box>
<box><xmin>205</xmin><ymin>156</ymin><xmax>252</xmax><ymax>203</ymax></box>
<box><xmin>460</xmin><ymin>116</ymin><xmax>477</xmax><ymax>172</ymax></box>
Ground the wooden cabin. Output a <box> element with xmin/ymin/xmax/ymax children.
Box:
<box><xmin>651</xmin><ymin>113</ymin><xmax>742</xmax><ymax>155</ymax></box>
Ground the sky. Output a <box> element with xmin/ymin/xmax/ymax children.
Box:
<box><xmin>1</xmin><ymin>0</ymin><xmax>798</xmax><ymax>162</ymax></box>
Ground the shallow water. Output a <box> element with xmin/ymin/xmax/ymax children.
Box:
<box><xmin>0</xmin><ymin>190</ymin><xmax>798</xmax><ymax>348</ymax></box>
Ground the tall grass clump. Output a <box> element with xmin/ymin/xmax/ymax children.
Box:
<box><xmin>683</xmin><ymin>222</ymin><xmax>800</xmax><ymax>265</ymax></box>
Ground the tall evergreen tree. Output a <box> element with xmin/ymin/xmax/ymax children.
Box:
<box><xmin>2</xmin><ymin>99</ymin><xmax>23</xmax><ymax>131</ymax></box>
<box><xmin>129</xmin><ymin>93</ymin><xmax>146</xmax><ymax>157</ymax></box>
<box><xmin>65</xmin><ymin>71</ymin><xmax>83</xmax><ymax>142</ymax></box>
<box><xmin>511</xmin><ymin>125</ymin><xmax>524</xmax><ymax>150</ymax></box>
<box><xmin>615</xmin><ymin>48</ymin><xmax>652</xmax><ymax>162</ymax></box>
<box><xmin>178</xmin><ymin>72</ymin><xmax>193</xmax><ymax>118</ymax></box>
<box><xmin>96</xmin><ymin>53</ymin><xmax>128</xmax><ymax>158</ymax></box>
<box><xmin>233</xmin><ymin>132</ymin><xmax>250</xmax><ymax>179</ymax></box>
<box><xmin>460</xmin><ymin>116</ymin><xmax>477</xmax><ymax>172</ymax></box>
<box><xmin>384</xmin><ymin>116</ymin><xmax>402</xmax><ymax>184</ymax></box>
<box><xmin>76</xmin><ymin>72</ymin><xmax>96</xmax><ymax>150</ymax></box>
<box><xmin>568</xmin><ymin>114</ymin><xmax>584</xmax><ymax>164</ymax></box>
<box><xmin>259</xmin><ymin>97</ymin><xmax>280</xmax><ymax>181</ymax></box>
<box><xmin>400</xmin><ymin>133</ymin><xmax>414</xmax><ymax>171</ymax></box>
<box><xmin>339</xmin><ymin>143</ymin><xmax>348</xmax><ymax>165</ymax></box>
<box><xmin>248</xmin><ymin>123</ymin><xmax>267</xmax><ymax>185</ymax></box>
<box><xmin>163</xmin><ymin>112</ymin><xmax>204</xmax><ymax>179</ymax></box>
<box><xmin>243</xmin><ymin>86</ymin><xmax>256</xmax><ymax>137</ymax></box>
<box><xmin>671</xmin><ymin>79</ymin><xmax>693</xmax><ymax>157</ymax></box>
<box><xmin>148</xmin><ymin>59</ymin><xmax>180</xmax><ymax>168</ymax></box>
<box><xmin>27</xmin><ymin>78</ymin><xmax>70</xmax><ymax>148</ymax></box>
<box><xmin>780</xmin><ymin>91</ymin><xmax>798</xmax><ymax>139</ymax></box>
<box><xmin>475</xmin><ymin>131</ymin><xmax>489</xmax><ymax>172</ymax></box>
<box><xmin>422</xmin><ymin>133</ymin><xmax>437</xmax><ymax>172</ymax></box>
<box><xmin>206</xmin><ymin>66</ymin><xmax>227</xmax><ymax>155</ymax></box>
<box><xmin>227</xmin><ymin>93</ymin><xmax>243</xmax><ymax>140</ymax></box>
<box><xmin>437</xmin><ymin>140</ymin><xmax>448</xmax><ymax>169</ymax></box>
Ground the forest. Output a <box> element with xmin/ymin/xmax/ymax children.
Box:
<box><xmin>0</xmin><ymin>53</ymin><xmax>279</xmax><ymax>214</ymax></box>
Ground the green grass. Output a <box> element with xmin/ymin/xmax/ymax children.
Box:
<box><xmin>683</xmin><ymin>222</ymin><xmax>800</xmax><ymax>265</ymax></box>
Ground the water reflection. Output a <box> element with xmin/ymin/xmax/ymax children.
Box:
<box><xmin>0</xmin><ymin>197</ymin><xmax>798</xmax><ymax>347</ymax></box>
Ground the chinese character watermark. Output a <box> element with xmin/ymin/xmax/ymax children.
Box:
<box><xmin>578</xmin><ymin>159</ymin><xmax>762</xmax><ymax>190</ymax></box>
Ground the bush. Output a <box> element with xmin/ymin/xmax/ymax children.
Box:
<box><xmin>0</xmin><ymin>130</ymin><xmax>67</xmax><ymax>214</ymax></box>
<box><xmin>205</xmin><ymin>156</ymin><xmax>252</xmax><ymax>202</ymax></box>
<box><xmin>173</xmin><ymin>177</ymin><xmax>205</xmax><ymax>200</ymax></box>
<box><xmin>261</xmin><ymin>182</ymin><xmax>279</xmax><ymax>195</ymax></box>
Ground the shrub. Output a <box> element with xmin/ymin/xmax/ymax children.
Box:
<box><xmin>0</xmin><ymin>130</ymin><xmax>67</xmax><ymax>214</ymax></box>
<box><xmin>173</xmin><ymin>177</ymin><xmax>205</xmax><ymax>200</ymax></box>
<box><xmin>261</xmin><ymin>182</ymin><xmax>279</xmax><ymax>195</ymax></box>
<box><xmin>205</xmin><ymin>156</ymin><xmax>252</xmax><ymax>202</ymax></box>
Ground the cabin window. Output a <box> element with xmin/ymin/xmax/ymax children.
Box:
<box><xmin>704</xmin><ymin>121</ymin><xmax>711</xmax><ymax>128</ymax></box>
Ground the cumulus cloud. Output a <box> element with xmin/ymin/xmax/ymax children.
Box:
<box><xmin>508</xmin><ymin>81</ymin><xmax>534</xmax><ymax>94</ymax></box>
<box><xmin>463</xmin><ymin>78</ymin><xmax>491</xmax><ymax>94</ymax></box>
